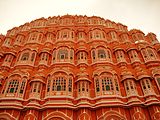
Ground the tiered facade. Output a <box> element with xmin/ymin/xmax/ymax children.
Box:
<box><xmin>0</xmin><ymin>15</ymin><xmax>160</xmax><ymax>120</ymax></box>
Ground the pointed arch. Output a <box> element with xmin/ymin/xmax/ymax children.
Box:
<box><xmin>43</xmin><ymin>111</ymin><xmax>71</xmax><ymax>120</ymax></box>
<box><xmin>24</xmin><ymin>113</ymin><xmax>37</xmax><ymax>120</ymax></box>
<box><xmin>78</xmin><ymin>113</ymin><xmax>91</xmax><ymax>120</ymax></box>
<box><xmin>0</xmin><ymin>113</ymin><xmax>16</xmax><ymax>120</ymax></box>
<box><xmin>98</xmin><ymin>111</ymin><xmax>126</xmax><ymax>120</ymax></box>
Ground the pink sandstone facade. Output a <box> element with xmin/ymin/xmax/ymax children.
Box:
<box><xmin>0</xmin><ymin>15</ymin><xmax>160</xmax><ymax>120</ymax></box>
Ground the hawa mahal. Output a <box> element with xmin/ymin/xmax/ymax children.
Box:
<box><xmin>0</xmin><ymin>15</ymin><xmax>160</xmax><ymax>120</ymax></box>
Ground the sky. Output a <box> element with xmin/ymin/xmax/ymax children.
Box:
<box><xmin>0</xmin><ymin>0</ymin><xmax>160</xmax><ymax>39</ymax></box>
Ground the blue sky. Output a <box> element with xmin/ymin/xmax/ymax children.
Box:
<box><xmin>0</xmin><ymin>0</ymin><xmax>159</xmax><ymax>39</ymax></box>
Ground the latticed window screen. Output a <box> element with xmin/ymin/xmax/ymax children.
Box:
<box><xmin>95</xmin><ymin>74</ymin><xmax>119</xmax><ymax>95</ymax></box>
<box><xmin>141</xmin><ymin>79</ymin><xmax>152</xmax><ymax>94</ymax></box>
<box><xmin>58</xmin><ymin>49</ymin><xmax>68</xmax><ymax>60</ymax></box>
<box><xmin>31</xmin><ymin>52</ymin><xmax>35</xmax><ymax>61</ymax></box>
<box><xmin>68</xmin><ymin>78</ymin><xmax>72</xmax><ymax>92</ymax></box>
<box><xmin>102</xmin><ymin>77</ymin><xmax>113</xmax><ymax>91</ymax></box>
<box><xmin>21</xmin><ymin>52</ymin><xmax>29</xmax><ymax>61</ymax></box>
<box><xmin>19</xmin><ymin>80</ymin><xmax>26</xmax><ymax>94</ymax></box>
<box><xmin>95</xmin><ymin>78</ymin><xmax>100</xmax><ymax>92</ymax></box>
<box><xmin>98</xmin><ymin>49</ymin><xmax>106</xmax><ymax>59</ymax></box>
<box><xmin>52</xmin><ymin>77</ymin><xmax>66</xmax><ymax>91</ymax></box>
<box><xmin>92</xmin><ymin>50</ymin><xmax>96</xmax><ymax>60</ymax></box>
<box><xmin>7</xmin><ymin>80</ymin><xmax>19</xmax><ymax>93</ymax></box>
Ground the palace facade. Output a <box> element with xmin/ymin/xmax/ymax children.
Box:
<box><xmin>0</xmin><ymin>15</ymin><xmax>160</xmax><ymax>120</ymax></box>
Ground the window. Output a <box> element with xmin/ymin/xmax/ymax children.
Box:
<box><xmin>137</xmin><ymin>33</ymin><xmax>144</xmax><ymax>40</ymax></box>
<box><xmin>110</xmin><ymin>31</ymin><xmax>117</xmax><ymax>39</ymax></box>
<box><xmin>14</xmin><ymin>35</ymin><xmax>24</xmax><ymax>45</ymax></box>
<box><xmin>52</xmin><ymin>50</ymin><xmax>56</xmax><ymax>62</ymax></box>
<box><xmin>58</xmin><ymin>30</ymin><xmax>74</xmax><ymax>40</ymax></box>
<box><xmin>120</xmin><ymin>34</ymin><xmax>129</xmax><ymax>42</ymax></box>
<box><xmin>94</xmin><ymin>74</ymin><xmax>120</xmax><ymax>96</ymax></box>
<box><xmin>90</xmin><ymin>30</ymin><xmax>105</xmax><ymax>40</ymax></box>
<box><xmin>4</xmin><ymin>54</ymin><xmax>13</xmax><ymax>63</ymax></box>
<box><xmin>140</xmin><ymin>78</ymin><xmax>153</xmax><ymax>95</ymax></box>
<box><xmin>141</xmin><ymin>48</ymin><xmax>157</xmax><ymax>62</ymax></box>
<box><xmin>31</xmin><ymin>53</ymin><xmax>35</xmax><ymax>61</ymax></box>
<box><xmin>68</xmin><ymin>78</ymin><xmax>72</xmax><ymax>92</ymax></box>
<box><xmin>40</xmin><ymin>53</ymin><xmax>48</xmax><ymax>61</ymax></box>
<box><xmin>21</xmin><ymin>52</ymin><xmax>29</xmax><ymax>61</ymax></box>
<box><xmin>31</xmin><ymin>82</ymin><xmax>41</xmax><ymax>93</ymax></box>
<box><xmin>19</xmin><ymin>80</ymin><xmax>26</xmax><ymax>94</ymax></box>
<box><xmin>77</xmin><ymin>81</ymin><xmax>89</xmax><ymax>97</ymax></box>
<box><xmin>3</xmin><ymin>38</ymin><xmax>11</xmax><ymax>47</ymax></box>
<box><xmin>95</xmin><ymin>78</ymin><xmax>100</xmax><ymax>92</ymax></box>
<box><xmin>70</xmin><ymin>49</ymin><xmax>74</xmax><ymax>60</ymax></box>
<box><xmin>124</xmin><ymin>80</ymin><xmax>137</xmax><ymax>96</ymax></box>
<box><xmin>92</xmin><ymin>50</ymin><xmax>96</xmax><ymax>60</ymax></box>
<box><xmin>115</xmin><ymin>50</ymin><xmax>126</xmax><ymax>63</ymax></box>
<box><xmin>47</xmin><ymin>80</ymin><xmax>51</xmax><ymax>92</ymax></box>
<box><xmin>29</xmin><ymin>33</ymin><xmax>37</xmax><ymax>41</ymax></box>
<box><xmin>6</xmin><ymin>80</ymin><xmax>19</xmax><ymax>94</ymax></box>
<box><xmin>46</xmin><ymin>75</ymin><xmax>73</xmax><ymax>96</ymax></box>
<box><xmin>132</xmin><ymin>34</ymin><xmax>138</xmax><ymax>41</ymax></box>
<box><xmin>58</xmin><ymin>49</ymin><xmax>68</xmax><ymax>61</ymax></box>
<box><xmin>128</xmin><ymin>50</ymin><xmax>140</xmax><ymax>63</ymax></box>
<box><xmin>98</xmin><ymin>49</ymin><xmax>106</xmax><ymax>59</ymax></box>
<box><xmin>78</xmin><ymin>32</ymin><xmax>85</xmax><ymax>39</ymax></box>
<box><xmin>46</xmin><ymin>33</ymin><xmax>54</xmax><ymax>42</ymax></box>
<box><xmin>147</xmin><ymin>48</ymin><xmax>156</xmax><ymax>59</ymax></box>
<box><xmin>77</xmin><ymin>51</ymin><xmax>87</xmax><ymax>63</ymax></box>
<box><xmin>102</xmin><ymin>77</ymin><xmax>113</xmax><ymax>91</ymax></box>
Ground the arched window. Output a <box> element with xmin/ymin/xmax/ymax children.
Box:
<box><xmin>57</xmin><ymin>49</ymin><xmax>68</xmax><ymax>61</ymax></box>
<box><xmin>141</xmin><ymin>48</ymin><xmax>157</xmax><ymax>62</ymax></box>
<box><xmin>115</xmin><ymin>50</ymin><xmax>126</xmax><ymax>63</ymax></box>
<box><xmin>17</xmin><ymin>50</ymin><xmax>36</xmax><ymax>65</ymax></box>
<box><xmin>140</xmin><ymin>78</ymin><xmax>154</xmax><ymax>95</ymax></box>
<box><xmin>77</xmin><ymin>51</ymin><xmax>87</xmax><ymax>64</ymax></box>
<box><xmin>46</xmin><ymin>33</ymin><xmax>54</xmax><ymax>42</ymax></box>
<box><xmin>94</xmin><ymin>73</ymin><xmax>120</xmax><ymax>96</ymax></box>
<box><xmin>90</xmin><ymin>30</ymin><xmax>105</xmax><ymax>40</ymax></box>
<box><xmin>29</xmin><ymin>33</ymin><xmax>38</xmax><ymax>41</ymax></box>
<box><xmin>19</xmin><ymin>79</ymin><xmax>26</xmax><ymax>94</ymax></box>
<box><xmin>30</xmin><ymin>82</ymin><xmax>42</xmax><ymax>98</ymax></box>
<box><xmin>92</xmin><ymin>50</ymin><xmax>96</xmax><ymax>61</ymax></box>
<box><xmin>21</xmin><ymin>52</ymin><xmax>29</xmax><ymax>61</ymax></box>
<box><xmin>2</xmin><ymin>54</ymin><xmax>14</xmax><ymax>67</ymax></box>
<box><xmin>3</xmin><ymin>38</ymin><xmax>11</xmax><ymax>47</ymax></box>
<box><xmin>147</xmin><ymin>48</ymin><xmax>156</xmax><ymax>59</ymax></box>
<box><xmin>77</xmin><ymin>81</ymin><xmax>89</xmax><ymax>97</ymax></box>
<box><xmin>39</xmin><ymin>52</ymin><xmax>49</xmax><ymax>65</ymax></box>
<box><xmin>70</xmin><ymin>49</ymin><xmax>74</xmax><ymax>61</ymax></box>
<box><xmin>52</xmin><ymin>50</ymin><xmax>56</xmax><ymax>62</ymax></box>
<box><xmin>68</xmin><ymin>78</ymin><xmax>72</xmax><ymax>92</ymax></box>
<box><xmin>46</xmin><ymin>74</ymin><xmax>73</xmax><ymax>96</ymax></box>
<box><xmin>128</xmin><ymin>49</ymin><xmax>140</xmax><ymax>63</ymax></box>
<box><xmin>14</xmin><ymin>35</ymin><xmax>24</xmax><ymax>45</ymax></box>
<box><xmin>28</xmin><ymin>32</ymin><xmax>43</xmax><ymax>43</ymax></box>
<box><xmin>31</xmin><ymin>53</ymin><xmax>35</xmax><ymax>62</ymax></box>
<box><xmin>120</xmin><ymin>34</ymin><xmax>129</xmax><ymax>42</ymax></box>
<box><xmin>6</xmin><ymin>80</ymin><xmax>19</xmax><ymax>94</ymax></box>
<box><xmin>124</xmin><ymin>79</ymin><xmax>137</xmax><ymax>96</ymax></box>
<box><xmin>40</xmin><ymin>52</ymin><xmax>48</xmax><ymax>61</ymax></box>
<box><xmin>98</xmin><ymin>49</ymin><xmax>106</xmax><ymax>59</ymax></box>
<box><xmin>110</xmin><ymin>31</ymin><xmax>117</xmax><ymax>40</ymax></box>
<box><xmin>137</xmin><ymin>33</ymin><xmax>145</xmax><ymax>40</ymax></box>
<box><xmin>77</xmin><ymin>32</ymin><xmax>85</xmax><ymax>40</ymax></box>
<box><xmin>5</xmin><ymin>77</ymin><xmax>27</xmax><ymax>98</ymax></box>
<box><xmin>57</xmin><ymin>29</ymin><xmax>74</xmax><ymax>40</ymax></box>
